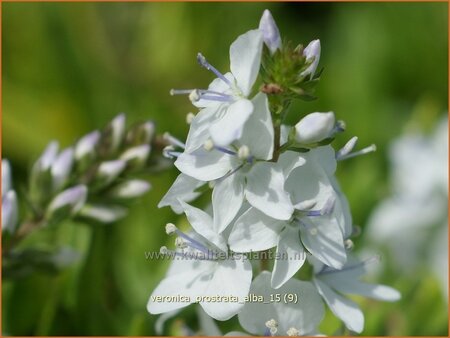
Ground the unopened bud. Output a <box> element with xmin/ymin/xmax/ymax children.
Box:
<box><xmin>125</xmin><ymin>121</ymin><xmax>155</xmax><ymax>146</ymax></box>
<box><xmin>108</xmin><ymin>179</ymin><xmax>151</xmax><ymax>199</ymax></box>
<box><xmin>51</xmin><ymin>148</ymin><xmax>74</xmax><ymax>192</ymax></box>
<box><xmin>46</xmin><ymin>185</ymin><xmax>88</xmax><ymax>222</ymax></box>
<box><xmin>120</xmin><ymin>144</ymin><xmax>150</xmax><ymax>169</ymax></box>
<box><xmin>75</xmin><ymin>131</ymin><xmax>101</xmax><ymax>161</ymax></box>
<box><xmin>98</xmin><ymin>113</ymin><xmax>126</xmax><ymax>156</ymax></box>
<box><xmin>96</xmin><ymin>160</ymin><xmax>126</xmax><ymax>186</ymax></box>
<box><xmin>294</xmin><ymin>112</ymin><xmax>335</xmax><ymax>144</ymax></box>
<box><xmin>2</xmin><ymin>159</ymin><xmax>12</xmax><ymax>196</ymax></box>
<box><xmin>259</xmin><ymin>9</ymin><xmax>282</xmax><ymax>54</ymax></box>
<box><xmin>2</xmin><ymin>190</ymin><xmax>18</xmax><ymax>234</ymax></box>
<box><xmin>30</xmin><ymin>141</ymin><xmax>59</xmax><ymax>205</ymax></box>
<box><xmin>78</xmin><ymin>204</ymin><xmax>128</xmax><ymax>223</ymax></box>
<box><xmin>300</xmin><ymin>39</ymin><xmax>321</xmax><ymax>79</ymax></box>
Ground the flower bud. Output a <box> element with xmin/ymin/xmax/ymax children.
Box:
<box><xmin>125</xmin><ymin>121</ymin><xmax>155</xmax><ymax>147</ymax></box>
<box><xmin>95</xmin><ymin>160</ymin><xmax>126</xmax><ymax>187</ymax></box>
<box><xmin>108</xmin><ymin>179</ymin><xmax>151</xmax><ymax>199</ymax></box>
<box><xmin>259</xmin><ymin>9</ymin><xmax>282</xmax><ymax>54</ymax></box>
<box><xmin>294</xmin><ymin>112</ymin><xmax>335</xmax><ymax>144</ymax></box>
<box><xmin>98</xmin><ymin>113</ymin><xmax>126</xmax><ymax>157</ymax></box>
<box><xmin>120</xmin><ymin>144</ymin><xmax>151</xmax><ymax>170</ymax></box>
<box><xmin>46</xmin><ymin>185</ymin><xmax>88</xmax><ymax>222</ymax></box>
<box><xmin>29</xmin><ymin>141</ymin><xmax>59</xmax><ymax>205</ymax></box>
<box><xmin>300</xmin><ymin>39</ymin><xmax>321</xmax><ymax>79</ymax></box>
<box><xmin>75</xmin><ymin>130</ymin><xmax>101</xmax><ymax>162</ymax></box>
<box><xmin>2</xmin><ymin>159</ymin><xmax>12</xmax><ymax>196</ymax></box>
<box><xmin>2</xmin><ymin>190</ymin><xmax>18</xmax><ymax>234</ymax></box>
<box><xmin>78</xmin><ymin>204</ymin><xmax>128</xmax><ymax>223</ymax></box>
<box><xmin>51</xmin><ymin>147</ymin><xmax>74</xmax><ymax>192</ymax></box>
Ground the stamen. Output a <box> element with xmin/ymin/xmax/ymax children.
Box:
<box><xmin>215</xmin><ymin>145</ymin><xmax>237</xmax><ymax>156</ymax></box>
<box><xmin>286</xmin><ymin>327</ymin><xmax>300</xmax><ymax>336</ymax></box>
<box><xmin>337</xmin><ymin>136</ymin><xmax>358</xmax><ymax>158</ymax></box>
<box><xmin>163</xmin><ymin>132</ymin><xmax>186</xmax><ymax>149</ymax></box>
<box><xmin>160</xmin><ymin>246</ymin><xmax>212</xmax><ymax>261</ymax></box>
<box><xmin>265</xmin><ymin>319</ymin><xmax>278</xmax><ymax>336</ymax></box>
<box><xmin>238</xmin><ymin>145</ymin><xmax>250</xmax><ymax>160</ymax></box>
<box><xmin>189</xmin><ymin>90</ymin><xmax>201</xmax><ymax>102</ymax></box>
<box><xmin>197</xmin><ymin>53</ymin><xmax>232</xmax><ymax>87</ymax></box>
<box><xmin>306</xmin><ymin>196</ymin><xmax>335</xmax><ymax>217</ymax></box>
<box><xmin>165</xmin><ymin>223</ymin><xmax>216</xmax><ymax>258</ymax></box>
<box><xmin>337</xmin><ymin>144</ymin><xmax>376</xmax><ymax>161</ymax></box>
<box><xmin>162</xmin><ymin>146</ymin><xmax>181</xmax><ymax>159</ymax></box>
<box><xmin>186</xmin><ymin>112</ymin><xmax>195</xmax><ymax>125</ymax></box>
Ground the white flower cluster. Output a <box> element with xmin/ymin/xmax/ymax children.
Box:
<box><xmin>148</xmin><ymin>10</ymin><xmax>399</xmax><ymax>335</ymax></box>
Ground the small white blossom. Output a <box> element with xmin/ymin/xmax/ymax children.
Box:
<box><xmin>300</xmin><ymin>39</ymin><xmax>321</xmax><ymax>79</ymax></box>
<box><xmin>147</xmin><ymin>201</ymin><xmax>252</xmax><ymax>321</ymax></box>
<box><xmin>294</xmin><ymin>112</ymin><xmax>335</xmax><ymax>144</ymax></box>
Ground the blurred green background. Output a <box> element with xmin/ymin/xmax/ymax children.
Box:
<box><xmin>2</xmin><ymin>2</ymin><xmax>448</xmax><ymax>336</ymax></box>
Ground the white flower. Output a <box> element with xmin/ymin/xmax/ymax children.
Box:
<box><xmin>172</xmin><ymin>29</ymin><xmax>263</xmax><ymax>148</ymax></box>
<box><xmin>238</xmin><ymin>271</ymin><xmax>325</xmax><ymax>336</ymax></box>
<box><xmin>259</xmin><ymin>9</ymin><xmax>282</xmax><ymax>54</ymax></box>
<box><xmin>294</xmin><ymin>112</ymin><xmax>335</xmax><ymax>144</ymax></box>
<box><xmin>229</xmin><ymin>147</ymin><xmax>348</xmax><ymax>288</ymax></box>
<box><xmin>300</xmin><ymin>39</ymin><xmax>321</xmax><ymax>79</ymax></box>
<box><xmin>176</xmin><ymin>93</ymin><xmax>294</xmax><ymax>232</ymax></box>
<box><xmin>51</xmin><ymin>147</ymin><xmax>74</xmax><ymax>191</ymax></box>
<box><xmin>311</xmin><ymin>255</ymin><xmax>400</xmax><ymax>333</ymax></box>
<box><xmin>147</xmin><ymin>201</ymin><xmax>252</xmax><ymax>321</ymax></box>
<box><xmin>2</xmin><ymin>159</ymin><xmax>18</xmax><ymax>234</ymax></box>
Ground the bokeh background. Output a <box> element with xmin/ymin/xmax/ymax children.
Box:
<box><xmin>2</xmin><ymin>2</ymin><xmax>448</xmax><ymax>336</ymax></box>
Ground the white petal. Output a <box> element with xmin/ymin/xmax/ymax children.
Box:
<box><xmin>299</xmin><ymin>217</ymin><xmax>347</xmax><ymax>269</ymax></box>
<box><xmin>212</xmin><ymin>173</ymin><xmax>245</xmax><ymax>233</ymax></box>
<box><xmin>179</xmin><ymin>200</ymin><xmax>227</xmax><ymax>252</ymax></box>
<box><xmin>301</xmin><ymin>39</ymin><xmax>321</xmax><ymax>79</ymax></box>
<box><xmin>2</xmin><ymin>159</ymin><xmax>12</xmax><ymax>196</ymax></box>
<box><xmin>239</xmin><ymin>271</ymin><xmax>325</xmax><ymax>335</ymax></box>
<box><xmin>2</xmin><ymin>190</ymin><xmax>18</xmax><ymax>233</ymax></box>
<box><xmin>209</xmin><ymin>99</ymin><xmax>253</xmax><ymax>147</ymax></box>
<box><xmin>330</xmin><ymin>176</ymin><xmax>353</xmax><ymax>239</ymax></box>
<box><xmin>197</xmin><ymin>307</ymin><xmax>222</xmax><ymax>336</ymax></box>
<box><xmin>175</xmin><ymin>148</ymin><xmax>235</xmax><ymax>181</ymax></box>
<box><xmin>271</xmin><ymin>227</ymin><xmax>306</xmax><ymax>289</ymax></box>
<box><xmin>312</xmin><ymin>146</ymin><xmax>337</xmax><ymax>177</ymax></box>
<box><xmin>278</xmin><ymin>151</ymin><xmax>306</xmax><ymax>177</ymax></box>
<box><xmin>229</xmin><ymin>207</ymin><xmax>284</xmax><ymax>252</ymax></box>
<box><xmin>245</xmin><ymin>162</ymin><xmax>294</xmax><ymax>220</ymax></box>
<box><xmin>201</xmin><ymin>259</ymin><xmax>252</xmax><ymax>320</ymax></box>
<box><xmin>185</xmin><ymin>106</ymin><xmax>222</xmax><ymax>152</ymax></box>
<box><xmin>285</xmin><ymin>150</ymin><xmax>333</xmax><ymax>208</ymax></box>
<box><xmin>230</xmin><ymin>29</ymin><xmax>263</xmax><ymax>96</ymax></box>
<box><xmin>322</xmin><ymin>273</ymin><xmax>401</xmax><ymax>301</ymax></box>
<box><xmin>147</xmin><ymin>261</ymin><xmax>215</xmax><ymax>314</ymax></box>
<box><xmin>158</xmin><ymin>174</ymin><xmax>204</xmax><ymax>214</ymax></box>
<box><xmin>313</xmin><ymin>278</ymin><xmax>364</xmax><ymax>333</ymax></box>
<box><xmin>238</xmin><ymin>93</ymin><xmax>274</xmax><ymax>160</ymax></box>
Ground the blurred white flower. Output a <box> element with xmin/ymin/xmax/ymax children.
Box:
<box><xmin>367</xmin><ymin>116</ymin><xmax>448</xmax><ymax>298</ymax></box>
<box><xmin>2</xmin><ymin>159</ymin><xmax>18</xmax><ymax>234</ymax></box>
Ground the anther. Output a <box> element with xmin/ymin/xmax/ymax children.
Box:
<box><xmin>175</xmin><ymin>237</ymin><xmax>187</xmax><ymax>249</ymax></box>
<box><xmin>286</xmin><ymin>327</ymin><xmax>300</xmax><ymax>336</ymax></box>
<box><xmin>186</xmin><ymin>112</ymin><xmax>195</xmax><ymax>125</ymax></box>
<box><xmin>189</xmin><ymin>90</ymin><xmax>201</xmax><ymax>102</ymax></box>
<box><xmin>344</xmin><ymin>239</ymin><xmax>354</xmax><ymax>250</ymax></box>
<box><xmin>166</xmin><ymin>223</ymin><xmax>177</xmax><ymax>235</ymax></box>
<box><xmin>238</xmin><ymin>145</ymin><xmax>250</xmax><ymax>160</ymax></box>
<box><xmin>338</xmin><ymin>144</ymin><xmax>376</xmax><ymax>161</ymax></box>
<box><xmin>203</xmin><ymin>139</ymin><xmax>214</xmax><ymax>151</ymax></box>
<box><xmin>337</xmin><ymin>136</ymin><xmax>358</xmax><ymax>158</ymax></box>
